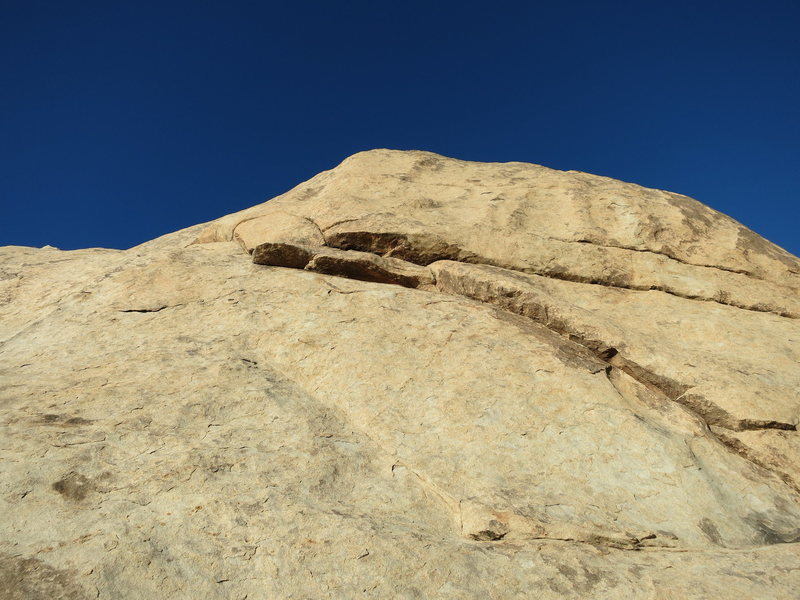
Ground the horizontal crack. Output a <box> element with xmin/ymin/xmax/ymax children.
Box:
<box><xmin>247</xmin><ymin>237</ymin><xmax>797</xmax><ymax>489</ymax></box>
<box><xmin>570</xmin><ymin>239</ymin><xmax>754</xmax><ymax>278</ymax></box>
<box><xmin>527</xmin><ymin>271</ymin><xmax>796</xmax><ymax>319</ymax></box>
<box><xmin>251</xmin><ymin>241</ymin><xmax>435</xmax><ymax>289</ymax></box>
<box><xmin>249</xmin><ymin>239</ymin><xmax>797</xmax><ymax>435</ymax></box>
<box><xmin>248</xmin><ymin>237</ymin><xmax>797</xmax><ymax>434</ymax></box>
<box><xmin>117</xmin><ymin>289</ymin><xmax>247</xmax><ymax>314</ymax></box>
<box><xmin>321</xmin><ymin>230</ymin><xmax>797</xmax><ymax>319</ymax></box>
<box><xmin>316</xmin><ymin>213</ymin><xmax>784</xmax><ymax>281</ymax></box>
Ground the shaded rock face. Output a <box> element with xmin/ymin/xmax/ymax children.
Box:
<box><xmin>1</xmin><ymin>150</ymin><xmax>799</xmax><ymax>599</ymax></box>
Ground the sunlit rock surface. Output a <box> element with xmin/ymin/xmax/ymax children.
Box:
<box><xmin>2</xmin><ymin>150</ymin><xmax>799</xmax><ymax>598</ymax></box>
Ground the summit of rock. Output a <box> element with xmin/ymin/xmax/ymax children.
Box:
<box><xmin>198</xmin><ymin>149</ymin><xmax>800</xmax><ymax>316</ymax></box>
<box><xmin>1</xmin><ymin>149</ymin><xmax>799</xmax><ymax>598</ymax></box>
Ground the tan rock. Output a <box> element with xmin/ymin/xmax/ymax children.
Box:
<box><xmin>429</xmin><ymin>260</ymin><xmax>800</xmax><ymax>434</ymax></box>
<box><xmin>1</xmin><ymin>150</ymin><xmax>799</xmax><ymax>598</ymax></box>
<box><xmin>196</xmin><ymin>149</ymin><xmax>800</xmax><ymax>317</ymax></box>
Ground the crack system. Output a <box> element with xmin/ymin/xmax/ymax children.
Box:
<box><xmin>252</xmin><ymin>224</ymin><xmax>797</xmax><ymax>426</ymax></box>
<box><xmin>249</xmin><ymin>231</ymin><xmax>798</xmax><ymax>493</ymax></box>
<box><xmin>314</xmin><ymin>227</ymin><xmax>797</xmax><ymax>319</ymax></box>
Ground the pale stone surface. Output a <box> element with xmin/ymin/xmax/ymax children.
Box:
<box><xmin>429</xmin><ymin>261</ymin><xmax>800</xmax><ymax>434</ymax></box>
<box><xmin>197</xmin><ymin>149</ymin><xmax>800</xmax><ymax>317</ymax></box>
<box><xmin>1</xmin><ymin>150</ymin><xmax>799</xmax><ymax>598</ymax></box>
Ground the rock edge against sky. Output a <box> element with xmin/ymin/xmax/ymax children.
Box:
<box><xmin>1</xmin><ymin>150</ymin><xmax>799</xmax><ymax>598</ymax></box>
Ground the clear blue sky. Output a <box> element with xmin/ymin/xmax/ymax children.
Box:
<box><xmin>2</xmin><ymin>0</ymin><xmax>798</xmax><ymax>256</ymax></box>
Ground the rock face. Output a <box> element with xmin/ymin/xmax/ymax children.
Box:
<box><xmin>1</xmin><ymin>149</ymin><xmax>799</xmax><ymax>599</ymax></box>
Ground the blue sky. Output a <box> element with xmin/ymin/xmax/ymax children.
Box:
<box><xmin>2</xmin><ymin>0</ymin><xmax>798</xmax><ymax>256</ymax></box>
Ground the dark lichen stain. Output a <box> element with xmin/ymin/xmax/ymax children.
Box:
<box><xmin>552</xmin><ymin>563</ymin><xmax>608</xmax><ymax>594</ymax></box>
<box><xmin>413</xmin><ymin>156</ymin><xmax>444</xmax><ymax>171</ymax></box>
<box><xmin>557</xmin><ymin>564</ymin><xmax>578</xmax><ymax>579</ymax></box>
<box><xmin>745</xmin><ymin>514</ymin><xmax>800</xmax><ymax>545</ymax></box>
<box><xmin>52</xmin><ymin>472</ymin><xmax>93</xmax><ymax>501</ymax></box>
<box><xmin>470</xmin><ymin>529</ymin><xmax>507</xmax><ymax>541</ymax></box>
<box><xmin>698</xmin><ymin>518</ymin><xmax>723</xmax><ymax>546</ymax></box>
<box><xmin>0</xmin><ymin>552</ymin><xmax>91</xmax><ymax>600</ymax></box>
<box><xmin>469</xmin><ymin>519</ymin><xmax>509</xmax><ymax>541</ymax></box>
<box><xmin>38</xmin><ymin>414</ymin><xmax>94</xmax><ymax>426</ymax></box>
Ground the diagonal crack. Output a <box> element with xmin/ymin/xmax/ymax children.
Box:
<box><xmin>248</xmin><ymin>237</ymin><xmax>797</xmax><ymax>434</ymax></box>
<box><xmin>602</xmin><ymin>365</ymin><xmax>800</xmax><ymax>495</ymax></box>
<box><xmin>428</xmin><ymin>261</ymin><xmax>797</xmax><ymax>434</ymax></box>
<box><xmin>247</xmin><ymin>237</ymin><xmax>798</xmax><ymax>478</ymax></box>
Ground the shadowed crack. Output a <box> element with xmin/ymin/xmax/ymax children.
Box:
<box><xmin>246</xmin><ymin>234</ymin><xmax>800</xmax><ymax>547</ymax></box>
<box><xmin>320</xmin><ymin>230</ymin><xmax>798</xmax><ymax>319</ymax></box>
<box><xmin>252</xmin><ymin>241</ymin><xmax>435</xmax><ymax>289</ymax></box>
<box><xmin>325</xmin><ymin>230</ymin><xmax>478</xmax><ymax>266</ymax></box>
<box><xmin>429</xmin><ymin>261</ymin><xmax>797</xmax><ymax>434</ymax></box>
<box><xmin>603</xmin><ymin>366</ymin><xmax>800</xmax><ymax>498</ymax></box>
<box><xmin>252</xmin><ymin>243</ymin><xmax>315</xmax><ymax>269</ymax></box>
<box><xmin>315</xmin><ymin>214</ymin><xmax>780</xmax><ymax>281</ymax></box>
<box><xmin>249</xmin><ymin>237</ymin><xmax>798</xmax><ymax>438</ymax></box>
<box><xmin>709</xmin><ymin>427</ymin><xmax>800</xmax><ymax>495</ymax></box>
